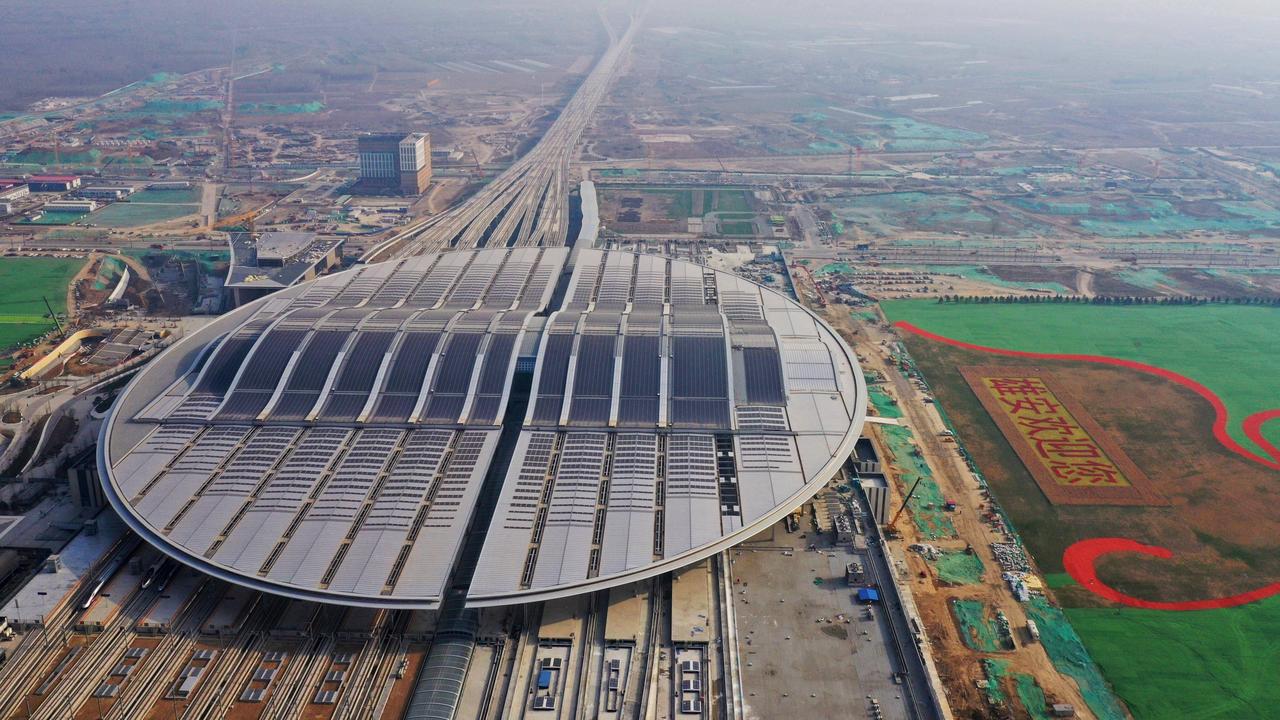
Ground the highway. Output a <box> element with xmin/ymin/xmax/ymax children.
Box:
<box><xmin>363</xmin><ymin>7</ymin><xmax>638</xmax><ymax>263</ymax></box>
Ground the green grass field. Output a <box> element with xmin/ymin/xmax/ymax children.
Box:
<box><xmin>714</xmin><ymin>189</ymin><xmax>753</xmax><ymax>213</ymax></box>
<box><xmin>719</xmin><ymin>221</ymin><xmax>756</xmax><ymax>236</ymax></box>
<box><xmin>640</xmin><ymin>189</ymin><xmax>694</xmax><ymax>220</ymax></box>
<box><xmin>129</xmin><ymin>187</ymin><xmax>202</xmax><ymax>204</ymax></box>
<box><xmin>90</xmin><ymin>202</ymin><xmax>199</xmax><ymax>227</ymax></box>
<box><xmin>883</xmin><ymin>300</ymin><xmax>1280</xmax><ymax>720</ymax></box>
<box><xmin>1065</xmin><ymin>597</ymin><xmax>1280</xmax><ymax>719</ymax></box>
<box><xmin>0</xmin><ymin>256</ymin><xmax>84</xmax><ymax>352</ymax></box>
<box><xmin>883</xmin><ymin>301</ymin><xmax>1280</xmax><ymax>452</ymax></box>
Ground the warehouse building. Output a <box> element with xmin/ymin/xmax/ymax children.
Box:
<box><xmin>100</xmin><ymin>247</ymin><xmax>865</xmax><ymax>608</ymax></box>
<box><xmin>77</xmin><ymin>185</ymin><xmax>136</xmax><ymax>201</ymax></box>
<box><xmin>27</xmin><ymin>175</ymin><xmax>82</xmax><ymax>192</ymax></box>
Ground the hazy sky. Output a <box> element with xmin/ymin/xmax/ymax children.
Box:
<box><xmin>5</xmin><ymin>0</ymin><xmax>1279</xmax><ymax>110</ymax></box>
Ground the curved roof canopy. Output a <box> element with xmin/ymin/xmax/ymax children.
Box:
<box><xmin>102</xmin><ymin>247</ymin><xmax>865</xmax><ymax>608</ymax></box>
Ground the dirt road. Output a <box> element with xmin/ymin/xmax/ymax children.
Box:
<box><xmin>806</xmin><ymin>288</ymin><xmax>1094</xmax><ymax>718</ymax></box>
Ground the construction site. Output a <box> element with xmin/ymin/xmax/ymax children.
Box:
<box><xmin>0</xmin><ymin>1</ymin><xmax>1278</xmax><ymax>719</ymax></box>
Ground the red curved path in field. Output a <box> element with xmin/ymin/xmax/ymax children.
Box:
<box><xmin>894</xmin><ymin>321</ymin><xmax>1280</xmax><ymax>469</ymax></box>
<box><xmin>1062</xmin><ymin>538</ymin><xmax>1280</xmax><ymax>610</ymax></box>
<box><xmin>895</xmin><ymin>320</ymin><xmax>1280</xmax><ymax>610</ymax></box>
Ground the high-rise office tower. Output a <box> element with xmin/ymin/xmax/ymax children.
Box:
<box><xmin>357</xmin><ymin>132</ymin><xmax>432</xmax><ymax>195</ymax></box>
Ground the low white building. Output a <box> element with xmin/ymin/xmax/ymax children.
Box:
<box><xmin>45</xmin><ymin>199</ymin><xmax>97</xmax><ymax>213</ymax></box>
<box><xmin>79</xmin><ymin>186</ymin><xmax>136</xmax><ymax>201</ymax></box>
<box><xmin>0</xmin><ymin>184</ymin><xmax>29</xmax><ymax>202</ymax></box>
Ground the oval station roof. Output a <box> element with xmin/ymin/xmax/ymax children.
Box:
<box><xmin>101</xmin><ymin>247</ymin><xmax>866</xmax><ymax>608</ymax></box>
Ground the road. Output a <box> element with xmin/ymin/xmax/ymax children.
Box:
<box><xmin>858</xmin><ymin>498</ymin><xmax>944</xmax><ymax>720</ymax></box>
<box><xmin>200</xmin><ymin>183</ymin><xmax>220</xmax><ymax>228</ymax></box>
<box><xmin>364</xmin><ymin>6</ymin><xmax>640</xmax><ymax>262</ymax></box>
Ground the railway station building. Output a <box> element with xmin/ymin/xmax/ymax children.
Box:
<box><xmin>101</xmin><ymin>247</ymin><xmax>866</xmax><ymax>609</ymax></box>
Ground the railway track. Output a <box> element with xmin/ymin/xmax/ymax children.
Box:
<box><xmin>332</xmin><ymin>611</ymin><xmax>409</xmax><ymax>720</ymax></box>
<box><xmin>364</xmin><ymin>6</ymin><xmax>644</xmax><ymax>264</ymax></box>
<box><xmin>573</xmin><ymin>593</ymin><xmax>605</xmax><ymax>720</ymax></box>
<box><xmin>183</xmin><ymin>596</ymin><xmax>284</xmax><ymax>720</ymax></box>
<box><xmin>0</xmin><ymin>538</ymin><xmax>141</xmax><ymax>713</ymax></box>
<box><xmin>28</xmin><ymin>584</ymin><xmax>157</xmax><ymax>720</ymax></box>
<box><xmin>102</xmin><ymin>580</ymin><xmax>223</xmax><ymax>720</ymax></box>
<box><xmin>260</xmin><ymin>633</ymin><xmax>334</xmax><ymax>720</ymax></box>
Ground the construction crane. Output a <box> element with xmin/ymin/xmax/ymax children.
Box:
<box><xmin>885</xmin><ymin>474</ymin><xmax>925</xmax><ymax>537</ymax></box>
<box><xmin>1149</xmin><ymin>158</ymin><xmax>1163</xmax><ymax>190</ymax></box>
<box><xmin>1076</xmin><ymin>150</ymin><xmax>1093</xmax><ymax>172</ymax></box>
<box><xmin>41</xmin><ymin>295</ymin><xmax>64</xmax><ymax>337</ymax></box>
<box><xmin>713</xmin><ymin>151</ymin><xmax>728</xmax><ymax>175</ymax></box>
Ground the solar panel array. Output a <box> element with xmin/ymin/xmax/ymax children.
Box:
<box><xmin>470</xmin><ymin>248</ymin><xmax>862</xmax><ymax>604</ymax></box>
<box><xmin>109</xmin><ymin>248</ymin><xmax>568</xmax><ymax>606</ymax></box>
<box><xmin>105</xmin><ymin>247</ymin><xmax>861</xmax><ymax>608</ymax></box>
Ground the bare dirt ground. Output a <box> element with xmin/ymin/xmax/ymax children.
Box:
<box><xmin>66</xmin><ymin>254</ymin><xmax>97</xmax><ymax>318</ymax></box>
<box><xmin>901</xmin><ymin>333</ymin><xmax>1280</xmax><ymax>603</ymax></box>
<box><xmin>598</xmin><ymin>189</ymin><xmax>687</xmax><ymax>234</ymax></box>
<box><xmin>1166</xmin><ymin>268</ymin><xmax>1269</xmax><ymax>298</ymax></box>
<box><xmin>1089</xmin><ymin>271</ymin><xmax>1163</xmax><ymax>297</ymax></box>
<box><xmin>380</xmin><ymin>645</ymin><xmax>427</xmax><ymax>718</ymax></box>
<box><xmin>422</xmin><ymin>179</ymin><xmax>475</xmax><ymax>214</ymax></box>
<box><xmin>808</xmin><ymin>293</ymin><xmax>1089</xmax><ymax>719</ymax></box>
<box><xmin>987</xmin><ymin>265</ymin><xmax>1081</xmax><ymax>293</ymax></box>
